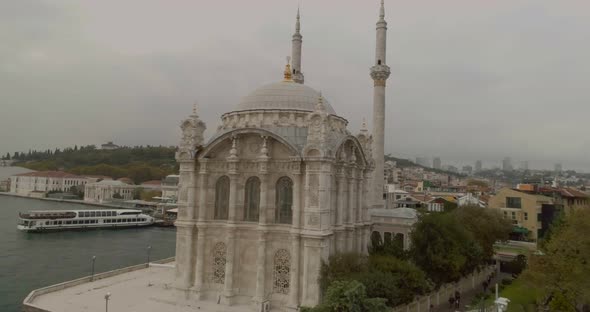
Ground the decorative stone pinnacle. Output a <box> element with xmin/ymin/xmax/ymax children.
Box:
<box><xmin>360</xmin><ymin>118</ymin><xmax>368</xmax><ymax>133</ymax></box>
<box><xmin>316</xmin><ymin>91</ymin><xmax>325</xmax><ymax>112</ymax></box>
<box><xmin>380</xmin><ymin>0</ymin><xmax>385</xmax><ymax>20</ymax></box>
<box><xmin>191</xmin><ymin>102</ymin><xmax>198</xmax><ymax>117</ymax></box>
<box><xmin>228</xmin><ymin>137</ymin><xmax>238</xmax><ymax>159</ymax></box>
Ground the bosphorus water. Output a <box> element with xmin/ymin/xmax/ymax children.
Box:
<box><xmin>0</xmin><ymin>193</ymin><xmax>176</xmax><ymax>312</ymax></box>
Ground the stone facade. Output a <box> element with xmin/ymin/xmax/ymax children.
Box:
<box><xmin>173</xmin><ymin>92</ymin><xmax>373</xmax><ymax>310</ymax></box>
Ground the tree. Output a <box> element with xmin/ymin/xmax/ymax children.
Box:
<box><xmin>302</xmin><ymin>280</ymin><xmax>388</xmax><ymax>312</ymax></box>
<box><xmin>409</xmin><ymin>212</ymin><xmax>483</xmax><ymax>286</ymax></box>
<box><xmin>524</xmin><ymin>209</ymin><xmax>590</xmax><ymax>311</ymax></box>
<box><xmin>452</xmin><ymin>205</ymin><xmax>512</xmax><ymax>260</ymax></box>
<box><xmin>319</xmin><ymin>253</ymin><xmax>430</xmax><ymax>307</ymax></box>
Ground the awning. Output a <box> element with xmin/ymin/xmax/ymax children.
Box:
<box><xmin>512</xmin><ymin>226</ymin><xmax>529</xmax><ymax>234</ymax></box>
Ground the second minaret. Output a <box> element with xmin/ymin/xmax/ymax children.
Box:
<box><xmin>370</xmin><ymin>0</ymin><xmax>391</xmax><ymax>208</ymax></box>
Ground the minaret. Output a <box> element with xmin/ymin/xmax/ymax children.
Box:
<box><xmin>291</xmin><ymin>7</ymin><xmax>304</xmax><ymax>84</ymax></box>
<box><xmin>370</xmin><ymin>0</ymin><xmax>391</xmax><ymax>208</ymax></box>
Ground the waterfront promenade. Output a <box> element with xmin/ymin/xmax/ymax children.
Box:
<box><xmin>24</xmin><ymin>261</ymin><xmax>250</xmax><ymax>312</ymax></box>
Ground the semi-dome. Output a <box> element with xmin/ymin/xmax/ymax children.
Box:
<box><xmin>235</xmin><ymin>81</ymin><xmax>337</xmax><ymax>115</ymax></box>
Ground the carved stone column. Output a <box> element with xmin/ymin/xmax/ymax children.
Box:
<box><xmin>193</xmin><ymin>229</ymin><xmax>206</xmax><ymax>298</ymax></box>
<box><xmin>336</xmin><ymin>165</ymin><xmax>346</xmax><ymax>252</ymax></box>
<box><xmin>197</xmin><ymin>160</ymin><xmax>209</xmax><ymax>221</ymax></box>
<box><xmin>291</xmin><ymin>159</ymin><xmax>302</xmax><ymax>229</ymax></box>
<box><xmin>287</xmin><ymin>234</ymin><xmax>301</xmax><ymax>309</ymax></box>
<box><xmin>223</xmin><ymin>229</ymin><xmax>237</xmax><ymax>304</ymax></box>
<box><xmin>224</xmin><ymin>137</ymin><xmax>239</xmax><ymax>304</ymax></box>
<box><xmin>253</xmin><ymin>231</ymin><xmax>268</xmax><ymax>306</ymax></box>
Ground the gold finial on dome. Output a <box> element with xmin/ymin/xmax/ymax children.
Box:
<box><xmin>283</xmin><ymin>56</ymin><xmax>293</xmax><ymax>81</ymax></box>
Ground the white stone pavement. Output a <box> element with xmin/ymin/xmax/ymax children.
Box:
<box><xmin>30</xmin><ymin>265</ymin><xmax>252</xmax><ymax>312</ymax></box>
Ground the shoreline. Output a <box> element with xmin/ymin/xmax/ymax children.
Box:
<box><xmin>0</xmin><ymin>192</ymin><xmax>127</xmax><ymax>209</ymax></box>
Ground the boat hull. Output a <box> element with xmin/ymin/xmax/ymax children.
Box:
<box><xmin>17</xmin><ymin>222</ymin><xmax>154</xmax><ymax>232</ymax></box>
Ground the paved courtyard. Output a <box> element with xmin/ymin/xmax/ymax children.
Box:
<box><xmin>30</xmin><ymin>265</ymin><xmax>253</xmax><ymax>312</ymax></box>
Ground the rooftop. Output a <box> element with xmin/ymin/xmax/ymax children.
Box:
<box><xmin>25</xmin><ymin>262</ymin><xmax>249</xmax><ymax>312</ymax></box>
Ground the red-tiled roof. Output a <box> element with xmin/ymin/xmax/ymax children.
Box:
<box><xmin>560</xmin><ymin>187</ymin><xmax>589</xmax><ymax>198</ymax></box>
<box><xmin>14</xmin><ymin>171</ymin><xmax>82</xmax><ymax>178</ymax></box>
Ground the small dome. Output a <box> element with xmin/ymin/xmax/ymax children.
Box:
<box><xmin>234</xmin><ymin>81</ymin><xmax>336</xmax><ymax>115</ymax></box>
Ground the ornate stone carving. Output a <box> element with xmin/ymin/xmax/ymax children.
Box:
<box><xmin>177</xmin><ymin>106</ymin><xmax>206</xmax><ymax>161</ymax></box>
<box><xmin>273</xmin><ymin>249</ymin><xmax>291</xmax><ymax>294</ymax></box>
<box><xmin>370</xmin><ymin>64</ymin><xmax>391</xmax><ymax>84</ymax></box>
<box><xmin>212</xmin><ymin>242</ymin><xmax>227</xmax><ymax>284</ymax></box>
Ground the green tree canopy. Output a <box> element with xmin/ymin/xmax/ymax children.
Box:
<box><xmin>409</xmin><ymin>212</ymin><xmax>483</xmax><ymax>286</ymax></box>
<box><xmin>524</xmin><ymin>209</ymin><xmax>590</xmax><ymax>311</ymax></box>
<box><xmin>451</xmin><ymin>205</ymin><xmax>512</xmax><ymax>260</ymax></box>
<box><xmin>302</xmin><ymin>280</ymin><xmax>388</xmax><ymax>312</ymax></box>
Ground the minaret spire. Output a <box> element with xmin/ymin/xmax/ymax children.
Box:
<box><xmin>370</xmin><ymin>0</ymin><xmax>391</xmax><ymax>209</ymax></box>
<box><xmin>291</xmin><ymin>6</ymin><xmax>304</xmax><ymax>84</ymax></box>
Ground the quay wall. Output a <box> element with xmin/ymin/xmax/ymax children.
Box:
<box><xmin>22</xmin><ymin>257</ymin><xmax>175</xmax><ymax>312</ymax></box>
<box><xmin>391</xmin><ymin>264</ymin><xmax>498</xmax><ymax>312</ymax></box>
<box><xmin>0</xmin><ymin>192</ymin><xmax>126</xmax><ymax>209</ymax></box>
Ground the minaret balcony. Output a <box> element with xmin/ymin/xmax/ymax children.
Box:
<box><xmin>370</xmin><ymin>65</ymin><xmax>391</xmax><ymax>81</ymax></box>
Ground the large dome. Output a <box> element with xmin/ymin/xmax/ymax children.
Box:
<box><xmin>235</xmin><ymin>81</ymin><xmax>336</xmax><ymax>115</ymax></box>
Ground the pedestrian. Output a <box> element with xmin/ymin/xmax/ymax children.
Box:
<box><xmin>430</xmin><ymin>304</ymin><xmax>434</xmax><ymax>312</ymax></box>
<box><xmin>455</xmin><ymin>291</ymin><xmax>461</xmax><ymax>309</ymax></box>
<box><xmin>448</xmin><ymin>295</ymin><xmax>455</xmax><ymax>309</ymax></box>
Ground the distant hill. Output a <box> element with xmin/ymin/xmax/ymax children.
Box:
<box><xmin>385</xmin><ymin>154</ymin><xmax>465</xmax><ymax>177</ymax></box>
<box><xmin>11</xmin><ymin>145</ymin><xmax>177</xmax><ymax>184</ymax></box>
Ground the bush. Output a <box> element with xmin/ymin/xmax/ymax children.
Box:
<box><xmin>501</xmin><ymin>278</ymin><xmax>513</xmax><ymax>286</ymax></box>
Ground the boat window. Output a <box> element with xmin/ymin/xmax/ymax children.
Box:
<box><xmin>101</xmin><ymin>212</ymin><xmax>106</xmax><ymax>217</ymax></box>
<box><xmin>66</xmin><ymin>221</ymin><xmax>71</xmax><ymax>224</ymax></box>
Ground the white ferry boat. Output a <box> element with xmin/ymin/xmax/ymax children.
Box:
<box><xmin>17</xmin><ymin>209</ymin><xmax>155</xmax><ymax>232</ymax></box>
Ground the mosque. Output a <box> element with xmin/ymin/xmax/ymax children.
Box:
<box><xmin>173</xmin><ymin>1</ymin><xmax>391</xmax><ymax>310</ymax></box>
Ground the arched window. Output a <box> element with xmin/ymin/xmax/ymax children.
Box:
<box><xmin>212</xmin><ymin>242</ymin><xmax>227</xmax><ymax>284</ymax></box>
<box><xmin>214</xmin><ymin>176</ymin><xmax>230</xmax><ymax>220</ymax></box>
<box><xmin>244</xmin><ymin>176</ymin><xmax>261</xmax><ymax>222</ymax></box>
<box><xmin>273</xmin><ymin>249</ymin><xmax>291</xmax><ymax>294</ymax></box>
<box><xmin>275</xmin><ymin>177</ymin><xmax>293</xmax><ymax>224</ymax></box>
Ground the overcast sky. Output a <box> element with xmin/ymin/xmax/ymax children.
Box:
<box><xmin>1</xmin><ymin>0</ymin><xmax>589</xmax><ymax>171</ymax></box>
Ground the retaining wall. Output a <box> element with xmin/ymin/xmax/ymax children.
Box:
<box><xmin>392</xmin><ymin>265</ymin><xmax>498</xmax><ymax>312</ymax></box>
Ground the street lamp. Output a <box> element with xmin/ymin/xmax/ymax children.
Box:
<box><xmin>91</xmin><ymin>256</ymin><xmax>96</xmax><ymax>281</ymax></box>
<box><xmin>104</xmin><ymin>292</ymin><xmax>111</xmax><ymax>312</ymax></box>
<box><xmin>147</xmin><ymin>245</ymin><xmax>152</xmax><ymax>266</ymax></box>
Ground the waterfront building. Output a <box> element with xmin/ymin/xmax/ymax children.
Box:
<box><xmin>0</xmin><ymin>179</ymin><xmax>9</xmax><ymax>192</ymax></box>
<box><xmin>9</xmin><ymin>171</ymin><xmax>88</xmax><ymax>196</ymax></box>
<box><xmin>84</xmin><ymin>179</ymin><xmax>136</xmax><ymax>203</ymax></box>
<box><xmin>172</xmin><ymin>3</ymin><xmax>389</xmax><ymax>310</ymax></box>
<box><xmin>161</xmin><ymin>174</ymin><xmax>180</xmax><ymax>200</ymax></box>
